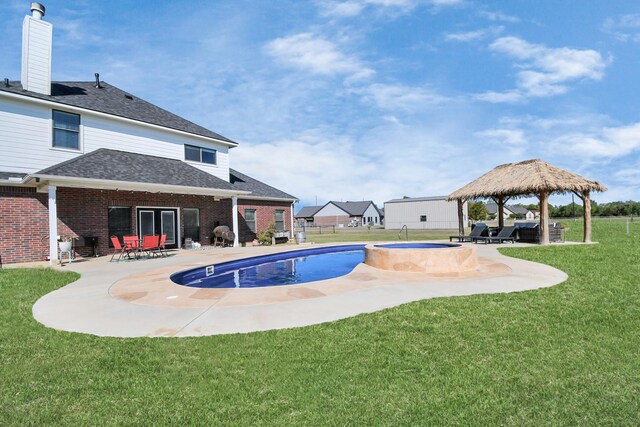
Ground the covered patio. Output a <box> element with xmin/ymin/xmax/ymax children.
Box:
<box><xmin>448</xmin><ymin>159</ymin><xmax>606</xmax><ymax>245</ymax></box>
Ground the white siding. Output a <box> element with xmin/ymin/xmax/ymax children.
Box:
<box><xmin>384</xmin><ymin>199</ymin><xmax>467</xmax><ymax>230</ymax></box>
<box><xmin>0</xmin><ymin>96</ymin><xmax>230</xmax><ymax>181</ymax></box>
<box><xmin>314</xmin><ymin>203</ymin><xmax>349</xmax><ymax>217</ymax></box>
<box><xmin>361</xmin><ymin>204</ymin><xmax>380</xmax><ymax>225</ymax></box>
<box><xmin>21</xmin><ymin>17</ymin><xmax>52</xmax><ymax>95</ymax></box>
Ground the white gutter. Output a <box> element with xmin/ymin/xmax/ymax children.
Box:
<box><xmin>0</xmin><ymin>90</ymin><xmax>238</xmax><ymax>148</ymax></box>
<box><xmin>27</xmin><ymin>174</ymin><xmax>251</xmax><ymax>197</ymax></box>
<box><xmin>237</xmin><ymin>195</ymin><xmax>298</xmax><ymax>202</ymax></box>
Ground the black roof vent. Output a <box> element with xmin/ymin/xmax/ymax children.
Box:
<box><xmin>3</xmin><ymin>78</ymin><xmax>9</xmax><ymax>87</ymax></box>
<box><xmin>124</xmin><ymin>94</ymin><xmax>133</xmax><ymax>100</ymax></box>
<box><xmin>94</xmin><ymin>73</ymin><xmax>101</xmax><ymax>88</ymax></box>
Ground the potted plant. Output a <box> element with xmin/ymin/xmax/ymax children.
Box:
<box><xmin>58</xmin><ymin>235</ymin><xmax>75</xmax><ymax>252</ymax></box>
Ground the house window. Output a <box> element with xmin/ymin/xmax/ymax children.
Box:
<box><xmin>52</xmin><ymin>110</ymin><xmax>80</xmax><ymax>150</ymax></box>
<box><xmin>185</xmin><ymin>144</ymin><xmax>217</xmax><ymax>165</ymax></box>
<box><xmin>275</xmin><ymin>210</ymin><xmax>285</xmax><ymax>232</ymax></box>
<box><xmin>183</xmin><ymin>208</ymin><xmax>200</xmax><ymax>242</ymax></box>
<box><xmin>245</xmin><ymin>209</ymin><xmax>257</xmax><ymax>233</ymax></box>
<box><xmin>420</xmin><ymin>215</ymin><xmax>427</xmax><ymax>222</ymax></box>
<box><xmin>108</xmin><ymin>207</ymin><xmax>131</xmax><ymax>247</ymax></box>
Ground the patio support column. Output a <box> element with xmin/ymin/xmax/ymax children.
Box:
<box><xmin>231</xmin><ymin>196</ymin><xmax>239</xmax><ymax>247</ymax></box>
<box><xmin>539</xmin><ymin>191</ymin><xmax>550</xmax><ymax>245</ymax></box>
<box><xmin>48</xmin><ymin>185</ymin><xmax>58</xmax><ymax>265</ymax></box>
<box><xmin>457</xmin><ymin>199</ymin><xmax>464</xmax><ymax>235</ymax></box>
<box><xmin>290</xmin><ymin>202</ymin><xmax>295</xmax><ymax>237</ymax></box>
<box><xmin>582</xmin><ymin>190</ymin><xmax>592</xmax><ymax>243</ymax></box>
<box><xmin>497</xmin><ymin>195</ymin><xmax>504</xmax><ymax>229</ymax></box>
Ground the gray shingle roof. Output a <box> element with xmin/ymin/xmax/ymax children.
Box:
<box><xmin>508</xmin><ymin>205</ymin><xmax>531</xmax><ymax>215</ymax></box>
<box><xmin>0</xmin><ymin>172</ymin><xmax>27</xmax><ymax>181</ymax></box>
<box><xmin>295</xmin><ymin>206</ymin><xmax>322</xmax><ymax>218</ymax></box>
<box><xmin>331</xmin><ymin>201</ymin><xmax>379</xmax><ymax>216</ymax></box>
<box><xmin>0</xmin><ymin>81</ymin><xmax>236</xmax><ymax>144</ymax></box>
<box><xmin>229</xmin><ymin>169</ymin><xmax>297</xmax><ymax>200</ymax></box>
<box><xmin>386</xmin><ymin>196</ymin><xmax>448</xmax><ymax>203</ymax></box>
<box><xmin>35</xmin><ymin>148</ymin><xmax>237</xmax><ymax>190</ymax></box>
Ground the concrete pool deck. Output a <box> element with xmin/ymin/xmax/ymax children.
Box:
<box><xmin>31</xmin><ymin>241</ymin><xmax>568</xmax><ymax>337</ymax></box>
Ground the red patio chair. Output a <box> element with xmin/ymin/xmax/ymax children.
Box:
<box><xmin>141</xmin><ymin>235</ymin><xmax>160</xmax><ymax>258</ymax></box>
<box><xmin>123</xmin><ymin>235</ymin><xmax>141</xmax><ymax>259</ymax></box>
<box><xmin>110</xmin><ymin>236</ymin><xmax>131</xmax><ymax>262</ymax></box>
<box><xmin>158</xmin><ymin>234</ymin><xmax>168</xmax><ymax>257</ymax></box>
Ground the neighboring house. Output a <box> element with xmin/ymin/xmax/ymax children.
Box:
<box><xmin>508</xmin><ymin>205</ymin><xmax>535</xmax><ymax>220</ymax></box>
<box><xmin>485</xmin><ymin>203</ymin><xmax>535</xmax><ymax>221</ymax></box>
<box><xmin>305</xmin><ymin>201</ymin><xmax>382</xmax><ymax>227</ymax></box>
<box><xmin>384</xmin><ymin>196</ymin><xmax>467</xmax><ymax>230</ymax></box>
<box><xmin>485</xmin><ymin>203</ymin><xmax>514</xmax><ymax>221</ymax></box>
<box><xmin>0</xmin><ymin>4</ymin><xmax>296</xmax><ymax>264</ymax></box>
<box><xmin>294</xmin><ymin>206</ymin><xmax>322</xmax><ymax>226</ymax></box>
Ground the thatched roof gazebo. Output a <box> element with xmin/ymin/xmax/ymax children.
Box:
<box><xmin>448</xmin><ymin>159</ymin><xmax>606</xmax><ymax>244</ymax></box>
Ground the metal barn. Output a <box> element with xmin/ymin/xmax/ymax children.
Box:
<box><xmin>384</xmin><ymin>196</ymin><xmax>467</xmax><ymax>230</ymax></box>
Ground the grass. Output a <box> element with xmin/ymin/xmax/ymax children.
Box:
<box><xmin>1</xmin><ymin>220</ymin><xmax>640</xmax><ymax>425</ymax></box>
<box><xmin>300</xmin><ymin>227</ymin><xmax>452</xmax><ymax>244</ymax></box>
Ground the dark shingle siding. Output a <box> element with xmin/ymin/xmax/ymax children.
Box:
<box><xmin>0</xmin><ymin>172</ymin><xmax>27</xmax><ymax>180</ymax></box>
<box><xmin>386</xmin><ymin>196</ymin><xmax>448</xmax><ymax>203</ymax></box>
<box><xmin>229</xmin><ymin>169</ymin><xmax>296</xmax><ymax>200</ymax></box>
<box><xmin>36</xmin><ymin>149</ymin><xmax>236</xmax><ymax>190</ymax></box>
<box><xmin>331</xmin><ymin>201</ymin><xmax>378</xmax><ymax>216</ymax></box>
<box><xmin>295</xmin><ymin>206</ymin><xmax>322</xmax><ymax>218</ymax></box>
<box><xmin>0</xmin><ymin>81</ymin><xmax>236</xmax><ymax>144</ymax></box>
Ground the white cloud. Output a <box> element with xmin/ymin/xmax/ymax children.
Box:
<box><xmin>445</xmin><ymin>26</ymin><xmax>503</xmax><ymax>42</ymax></box>
<box><xmin>473</xmin><ymin>90</ymin><xmax>523</xmax><ymax>103</ymax></box>
<box><xmin>480</xmin><ymin>10</ymin><xmax>521</xmax><ymax>23</ymax></box>
<box><xmin>476</xmin><ymin>36</ymin><xmax>609</xmax><ymax>102</ymax></box>
<box><xmin>264</xmin><ymin>32</ymin><xmax>374</xmax><ymax>81</ymax></box>
<box><xmin>602</xmin><ymin>14</ymin><xmax>640</xmax><ymax>42</ymax></box>
<box><xmin>556</xmin><ymin>123</ymin><xmax>640</xmax><ymax>158</ymax></box>
<box><xmin>352</xmin><ymin>83</ymin><xmax>449</xmax><ymax>110</ymax></box>
<box><xmin>475</xmin><ymin>128</ymin><xmax>526</xmax><ymax>145</ymax></box>
<box><xmin>614</xmin><ymin>169</ymin><xmax>640</xmax><ymax>186</ymax></box>
<box><xmin>316</xmin><ymin>0</ymin><xmax>462</xmax><ymax>17</ymax></box>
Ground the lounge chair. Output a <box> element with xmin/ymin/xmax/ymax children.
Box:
<box><xmin>141</xmin><ymin>235</ymin><xmax>160</xmax><ymax>257</ymax></box>
<box><xmin>158</xmin><ymin>234</ymin><xmax>168</xmax><ymax>257</ymax></box>
<box><xmin>110</xmin><ymin>236</ymin><xmax>132</xmax><ymax>262</ymax></box>
<box><xmin>473</xmin><ymin>226</ymin><xmax>516</xmax><ymax>244</ymax></box>
<box><xmin>450</xmin><ymin>224</ymin><xmax>488</xmax><ymax>242</ymax></box>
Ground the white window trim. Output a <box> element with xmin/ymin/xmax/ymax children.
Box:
<box><xmin>50</xmin><ymin>109</ymin><xmax>83</xmax><ymax>153</ymax></box>
<box><xmin>184</xmin><ymin>144</ymin><xmax>218</xmax><ymax>166</ymax></box>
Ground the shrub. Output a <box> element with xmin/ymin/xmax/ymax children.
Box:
<box><xmin>258</xmin><ymin>222</ymin><xmax>276</xmax><ymax>245</ymax></box>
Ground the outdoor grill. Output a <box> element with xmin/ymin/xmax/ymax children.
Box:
<box><xmin>213</xmin><ymin>226</ymin><xmax>235</xmax><ymax>247</ymax></box>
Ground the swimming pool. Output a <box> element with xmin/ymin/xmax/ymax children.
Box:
<box><xmin>171</xmin><ymin>245</ymin><xmax>366</xmax><ymax>289</ymax></box>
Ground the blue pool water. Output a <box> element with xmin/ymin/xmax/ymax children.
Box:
<box><xmin>171</xmin><ymin>245</ymin><xmax>366</xmax><ymax>289</ymax></box>
<box><xmin>375</xmin><ymin>243</ymin><xmax>460</xmax><ymax>249</ymax></box>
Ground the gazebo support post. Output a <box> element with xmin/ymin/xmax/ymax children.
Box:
<box><xmin>457</xmin><ymin>199</ymin><xmax>465</xmax><ymax>236</ymax></box>
<box><xmin>497</xmin><ymin>195</ymin><xmax>504</xmax><ymax>228</ymax></box>
<box><xmin>539</xmin><ymin>191</ymin><xmax>549</xmax><ymax>245</ymax></box>
<box><xmin>582</xmin><ymin>190</ymin><xmax>592</xmax><ymax>243</ymax></box>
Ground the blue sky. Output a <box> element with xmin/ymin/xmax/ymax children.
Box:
<box><xmin>2</xmin><ymin>0</ymin><xmax>639</xmax><ymax>207</ymax></box>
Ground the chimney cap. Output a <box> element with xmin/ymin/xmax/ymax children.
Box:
<box><xmin>30</xmin><ymin>2</ymin><xmax>45</xmax><ymax>19</ymax></box>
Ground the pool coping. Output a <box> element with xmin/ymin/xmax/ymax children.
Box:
<box><xmin>32</xmin><ymin>241</ymin><xmax>568</xmax><ymax>337</ymax></box>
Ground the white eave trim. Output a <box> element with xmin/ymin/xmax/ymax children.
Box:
<box><xmin>238</xmin><ymin>195</ymin><xmax>298</xmax><ymax>203</ymax></box>
<box><xmin>0</xmin><ymin>90</ymin><xmax>238</xmax><ymax>148</ymax></box>
<box><xmin>28</xmin><ymin>174</ymin><xmax>251</xmax><ymax>197</ymax></box>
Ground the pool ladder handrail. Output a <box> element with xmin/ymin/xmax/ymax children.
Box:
<box><xmin>398</xmin><ymin>225</ymin><xmax>408</xmax><ymax>241</ymax></box>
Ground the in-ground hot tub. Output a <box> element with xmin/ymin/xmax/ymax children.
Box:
<box><xmin>364</xmin><ymin>242</ymin><xmax>477</xmax><ymax>274</ymax></box>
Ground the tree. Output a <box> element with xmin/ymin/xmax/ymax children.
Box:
<box><xmin>468</xmin><ymin>201</ymin><xmax>488</xmax><ymax>221</ymax></box>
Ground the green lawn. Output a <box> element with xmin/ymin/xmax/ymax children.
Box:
<box><xmin>1</xmin><ymin>220</ymin><xmax>639</xmax><ymax>425</ymax></box>
<box><xmin>300</xmin><ymin>226</ymin><xmax>451</xmax><ymax>244</ymax></box>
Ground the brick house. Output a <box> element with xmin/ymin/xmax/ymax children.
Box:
<box><xmin>0</xmin><ymin>3</ymin><xmax>296</xmax><ymax>264</ymax></box>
